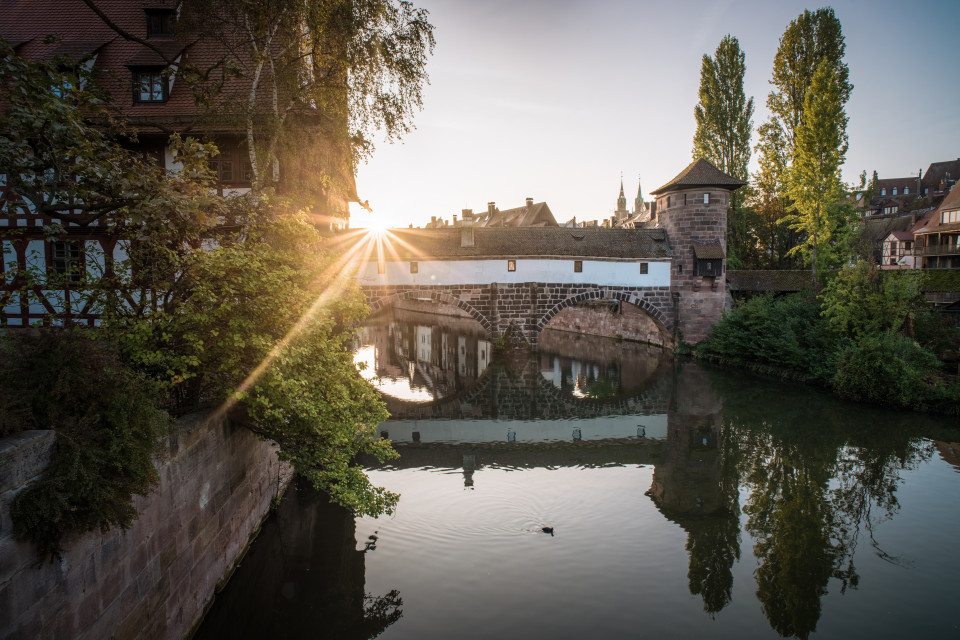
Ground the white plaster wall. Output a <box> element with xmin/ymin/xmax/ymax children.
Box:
<box><xmin>378</xmin><ymin>413</ymin><xmax>668</xmax><ymax>444</ymax></box>
<box><xmin>2</xmin><ymin>241</ymin><xmax>15</xmax><ymax>284</ymax></box>
<box><xmin>357</xmin><ymin>258</ymin><xmax>670</xmax><ymax>288</ymax></box>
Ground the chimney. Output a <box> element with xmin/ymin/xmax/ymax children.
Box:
<box><xmin>430</xmin><ymin>216</ymin><xmax>437</xmax><ymax>227</ymax></box>
<box><xmin>487</xmin><ymin>202</ymin><xmax>496</xmax><ymax>215</ymax></box>
<box><xmin>526</xmin><ymin>197</ymin><xmax>533</xmax><ymax>207</ymax></box>
<box><xmin>453</xmin><ymin>214</ymin><xmax>458</xmax><ymax>226</ymax></box>
<box><xmin>461</xmin><ymin>210</ymin><xmax>475</xmax><ymax>247</ymax></box>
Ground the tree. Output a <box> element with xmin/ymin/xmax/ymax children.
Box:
<box><xmin>784</xmin><ymin>59</ymin><xmax>850</xmax><ymax>283</ymax></box>
<box><xmin>750</xmin><ymin>7</ymin><xmax>852</xmax><ymax>269</ymax></box>
<box><xmin>692</xmin><ymin>35</ymin><xmax>754</xmax><ymax>268</ymax></box>
<box><xmin>181</xmin><ymin>0</ymin><xmax>435</xmax><ymax>213</ymax></box>
<box><xmin>768</xmin><ymin>7</ymin><xmax>851</xmax><ymax>151</ymax></box>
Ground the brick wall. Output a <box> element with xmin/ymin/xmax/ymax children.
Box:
<box><xmin>0</xmin><ymin>414</ymin><xmax>291</xmax><ymax>640</ymax></box>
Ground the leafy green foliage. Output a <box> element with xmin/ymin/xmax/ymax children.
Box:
<box><xmin>820</xmin><ymin>259</ymin><xmax>925</xmax><ymax>340</ymax></box>
<box><xmin>832</xmin><ymin>332</ymin><xmax>957</xmax><ymax>412</ymax></box>
<box><xmin>695</xmin><ymin>293</ymin><xmax>842</xmax><ymax>384</ymax></box>
<box><xmin>698</xmin><ymin>276</ymin><xmax>960</xmax><ymax>414</ymax></box>
<box><xmin>2</xmin><ymin>332</ymin><xmax>170</xmax><ymax>559</ymax></box>
<box><xmin>784</xmin><ymin>59</ymin><xmax>851</xmax><ymax>280</ymax></box>
<box><xmin>692</xmin><ymin>34</ymin><xmax>754</xmax><ymax>268</ymax></box>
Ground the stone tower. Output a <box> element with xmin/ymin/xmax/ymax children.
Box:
<box><xmin>649</xmin><ymin>158</ymin><xmax>745</xmax><ymax>343</ymax></box>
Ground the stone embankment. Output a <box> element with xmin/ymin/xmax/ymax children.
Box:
<box><xmin>0</xmin><ymin>413</ymin><xmax>291</xmax><ymax>640</ymax></box>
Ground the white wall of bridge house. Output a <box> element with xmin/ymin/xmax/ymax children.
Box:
<box><xmin>357</xmin><ymin>258</ymin><xmax>671</xmax><ymax>288</ymax></box>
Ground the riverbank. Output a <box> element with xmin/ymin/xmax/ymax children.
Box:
<box><xmin>0</xmin><ymin>413</ymin><xmax>291</xmax><ymax>640</ymax></box>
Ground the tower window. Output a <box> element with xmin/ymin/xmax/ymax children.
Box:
<box><xmin>574</xmin><ymin>260</ymin><xmax>582</xmax><ymax>273</ymax></box>
<box><xmin>703</xmin><ymin>193</ymin><xmax>710</xmax><ymax>204</ymax></box>
<box><xmin>507</xmin><ymin>259</ymin><xmax>516</xmax><ymax>272</ymax></box>
<box><xmin>410</xmin><ymin>261</ymin><xmax>418</xmax><ymax>274</ymax></box>
<box><xmin>640</xmin><ymin>262</ymin><xmax>648</xmax><ymax>275</ymax></box>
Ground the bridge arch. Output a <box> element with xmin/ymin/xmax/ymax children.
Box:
<box><xmin>536</xmin><ymin>288</ymin><xmax>673</xmax><ymax>345</ymax></box>
<box><xmin>366</xmin><ymin>288</ymin><xmax>495</xmax><ymax>338</ymax></box>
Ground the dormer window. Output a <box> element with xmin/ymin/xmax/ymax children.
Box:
<box><xmin>881</xmin><ymin>188</ymin><xmax>886</xmax><ymax>196</ymax></box>
<box><xmin>146</xmin><ymin>10</ymin><xmax>176</xmax><ymax>39</ymax></box>
<box><xmin>893</xmin><ymin>188</ymin><xmax>898</xmax><ymax>196</ymax></box>
<box><xmin>133</xmin><ymin>69</ymin><xmax>167</xmax><ymax>102</ymax></box>
<box><xmin>904</xmin><ymin>187</ymin><xmax>909</xmax><ymax>195</ymax></box>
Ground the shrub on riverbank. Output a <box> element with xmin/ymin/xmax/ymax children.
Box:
<box><xmin>694</xmin><ymin>270</ymin><xmax>960</xmax><ymax>414</ymax></box>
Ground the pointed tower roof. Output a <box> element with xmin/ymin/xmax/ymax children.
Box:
<box><xmin>617</xmin><ymin>176</ymin><xmax>627</xmax><ymax>212</ymax></box>
<box><xmin>649</xmin><ymin>158</ymin><xmax>746</xmax><ymax>195</ymax></box>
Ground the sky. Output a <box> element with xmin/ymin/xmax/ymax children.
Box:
<box><xmin>351</xmin><ymin>0</ymin><xmax>960</xmax><ymax>229</ymax></box>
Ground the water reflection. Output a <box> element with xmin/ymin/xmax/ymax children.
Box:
<box><xmin>195</xmin><ymin>477</ymin><xmax>402</xmax><ymax>640</ymax></box>
<box><xmin>354</xmin><ymin>309</ymin><xmax>492</xmax><ymax>403</ymax></box>
<box><xmin>198</xmin><ymin>313</ymin><xmax>960</xmax><ymax>639</ymax></box>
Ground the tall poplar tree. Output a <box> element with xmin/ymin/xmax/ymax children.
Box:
<box><xmin>752</xmin><ymin>6</ymin><xmax>852</xmax><ymax>268</ymax></box>
<box><xmin>785</xmin><ymin>59</ymin><xmax>849</xmax><ymax>284</ymax></box>
<box><xmin>693</xmin><ymin>34</ymin><xmax>754</xmax><ymax>268</ymax></box>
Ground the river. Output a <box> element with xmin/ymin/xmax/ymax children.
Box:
<box><xmin>196</xmin><ymin>309</ymin><xmax>960</xmax><ymax>639</ymax></box>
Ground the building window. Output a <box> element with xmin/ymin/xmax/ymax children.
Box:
<box><xmin>904</xmin><ymin>187</ymin><xmax>909</xmax><ymax>195</ymax></box>
<box><xmin>133</xmin><ymin>69</ymin><xmax>167</xmax><ymax>103</ymax></box>
<box><xmin>639</xmin><ymin>262</ymin><xmax>648</xmax><ymax>275</ymax></box>
<box><xmin>574</xmin><ymin>260</ymin><xmax>582</xmax><ymax>273</ymax></box>
<box><xmin>50</xmin><ymin>240</ymin><xmax>83</xmax><ymax>284</ymax></box>
<box><xmin>507</xmin><ymin>259</ymin><xmax>516</xmax><ymax>272</ymax></box>
<box><xmin>410</xmin><ymin>261</ymin><xmax>418</xmax><ymax>274</ymax></box>
<box><xmin>677</xmin><ymin>263</ymin><xmax>683</xmax><ymax>274</ymax></box>
<box><xmin>881</xmin><ymin>188</ymin><xmax>886</xmax><ymax>196</ymax></box>
<box><xmin>703</xmin><ymin>193</ymin><xmax>710</xmax><ymax>205</ymax></box>
<box><xmin>893</xmin><ymin>188</ymin><xmax>898</xmax><ymax>195</ymax></box>
<box><xmin>146</xmin><ymin>10</ymin><xmax>176</xmax><ymax>38</ymax></box>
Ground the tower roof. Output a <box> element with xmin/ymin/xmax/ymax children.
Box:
<box><xmin>649</xmin><ymin>158</ymin><xmax>746</xmax><ymax>195</ymax></box>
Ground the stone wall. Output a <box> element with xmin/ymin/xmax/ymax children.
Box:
<box><xmin>364</xmin><ymin>282</ymin><xmax>675</xmax><ymax>347</ymax></box>
<box><xmin>0</xmin><ymin>414</ymin><xmax>291</xmax><ymax>640</ymax></box>
<box><xmin>541</xmin><ymin>300</ymin><xmax>668</xmax><ymax>347</ymax></box>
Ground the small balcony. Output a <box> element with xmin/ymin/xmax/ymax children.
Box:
<box><xmin>915</xmin><ymin>244</ymin><xmax>960</xmax><ymax>256</ymax></box>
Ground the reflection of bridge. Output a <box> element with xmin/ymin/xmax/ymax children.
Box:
<box><xmin>381</xmin><ymin>344</ymin><xmax>674</xmax><ymax>421</ymax></box>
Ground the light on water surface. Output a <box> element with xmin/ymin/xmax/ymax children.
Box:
<box><xmin>197</xmin><ymin>310</ymin><xmax>960</xmax><ymax>640</ymax></box>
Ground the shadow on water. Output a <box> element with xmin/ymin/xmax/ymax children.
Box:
<box><xmin>199</xmin><ymin>309</ymin><xmax>960</xmax><ymax>639</ymax></box>
<box><xmin>194</xmin><ymin>477</ymin><xmax>402</xmax><ymax>640</ymax></box>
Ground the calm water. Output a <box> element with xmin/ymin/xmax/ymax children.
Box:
<box><xmin>197</xmin><ymin>310</ymin><xmax>960</xmax><ymax>640</ymax></box>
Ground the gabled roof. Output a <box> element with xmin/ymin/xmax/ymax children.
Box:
<box><xmin>650</xmin><ymin>158</ymin><xmax>746</xmax><ymax>195</ymax></box>
<box><xmin>889</xmin><ymin>230</ymin><xmax>914</xmax><ymax>241</ymax></box>
<box><xmin>368</xmin><ymin>227</ymin><xmax>671</xmax><ymax>261</ymax></box>
<box><xmin>916</xmin><ymin>185</ymin><xmax>960</xmax><ymax>234</ymax></box>
<box><xmin>476</xmin><ymin>202</ymin><xmax>557</xmax><ymax>228</ymax></box>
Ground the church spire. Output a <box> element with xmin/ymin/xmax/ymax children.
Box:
<box><xmin>616</xmin><ymin>174</ymin><xmax>627</xmax><ymax>216</ymax></box>
<box><xmin>634</xmin><ymin>175</ymin><xmax>644</xmax><ymax>214</ymax></box>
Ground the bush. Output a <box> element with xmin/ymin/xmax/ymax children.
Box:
<box><xmin>695</xmin><ymin>293</ymin><xmax>842</xmax><ymax>383</ymax></box>
<box><xmin>832</xmin><ymin>331</ymin><xmax>958</xmax><ymax>413</ymax></box>
<box><xmin>3</xmin><ymin>331</ymin><xmax>170</xmax><ymax>559</ymax></box>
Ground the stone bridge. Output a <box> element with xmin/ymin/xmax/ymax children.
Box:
<box><xmin>362</xmin><ymin>283</ymin><xmax>675</xmax><ymax>348</ymax></box>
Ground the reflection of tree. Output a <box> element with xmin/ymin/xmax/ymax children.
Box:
<box><xmin>685</xmin><ymin>420</ymin><xmax>742</xmax><ymax>615</ymax></box>
<box><xmin>707</xmin><ymin>370</ymin><xmax>939</xmax><ymax>639</ymax></box>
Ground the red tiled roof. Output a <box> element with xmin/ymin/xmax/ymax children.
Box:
<box><xmin>360</xmin><ymin>227</ymin><xmax>672</xmax><ymax>261</ymax></box>
<box><xmin>692</xmin><ymin>241</ymin><xmax>725</xmax><ymax>259</ymax></box>
<box><xmin>650</xmin><ymin>158</ymin><xmax>746</xmax><ymax>195</ymax></box>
